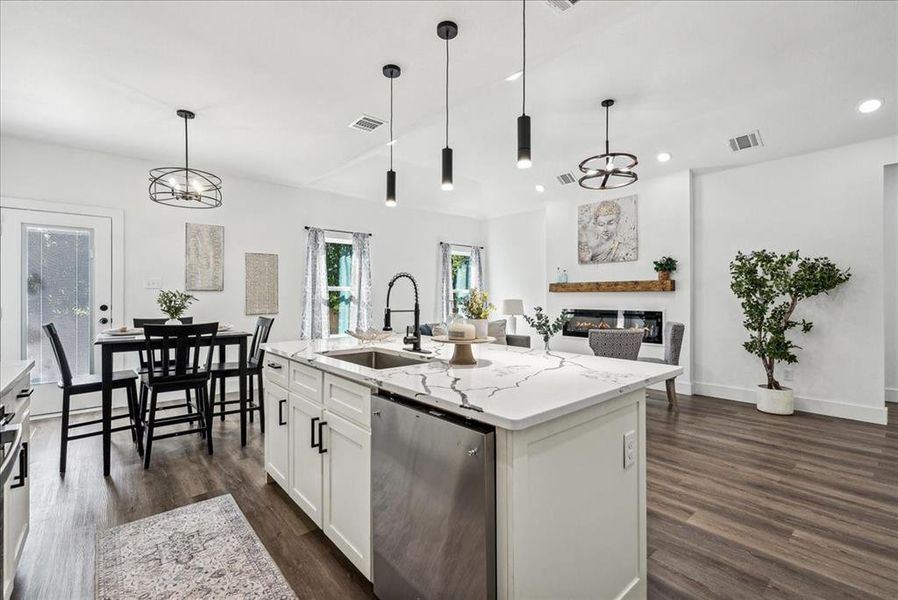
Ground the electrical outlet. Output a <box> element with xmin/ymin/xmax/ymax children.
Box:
<box><xmin>623</xmin><ymin>430</ymin><xmax>636</xmax><ymax>469</ymax></box>
<box><xmin>144</xmin><ymin>278</ymin><xmax>163</xmax><ymax>289</ymax></box>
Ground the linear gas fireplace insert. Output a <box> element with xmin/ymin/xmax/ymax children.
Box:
<box><xmin>562</xmin><ymin>309</ymin><xmax>664</xmax><ymax>345</ymax></box>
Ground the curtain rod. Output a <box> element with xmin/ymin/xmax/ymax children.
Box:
<box><xmin>441</xmin><ymin>241</ymin><xmax>484</xmax><ymax>250</ymax></box>
<box><xmin>305</xmin><ymin>226</ymin><xmax>372</xmax><ymax>237</ymax></box>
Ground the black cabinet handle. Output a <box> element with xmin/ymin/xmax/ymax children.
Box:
<box><xmin>278</xmin><ymin>399</ymin><xmax>287</xmax><ymax>426</ymax></box>
<box><xmin>11</xmin><ymin>442</ymin><xmax>27</xmax><ymax>489</ymax></box>
<box><xmin>16</xmin><ymin>388</ymin><xmax>33</xmax><ymax>399</ymax></box>
<box><xmin>318</xmin><ymin>421</ymin><xmax>328</xmax><ymax>454</ymax></box>
<box><xmin>1</xmin><ymin>411</ymin><xmax>15</xmax><ymax>426</ymax></box>
<box><xmin>267</xmin><ymin>362</ymin><xmax>282</xmax><ymax>370</ymax></box>
<box><xmin>311</xmin><ymin>417</ymin><xmax>320</xmax><ymax>449</ymax></box>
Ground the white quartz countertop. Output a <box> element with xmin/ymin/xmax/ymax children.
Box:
<box><xmin>262</xmin><ymin>336</ymin><xmax>681</xmax><ymax>430</ymax></box>
<box><xmin>0</xmin><ymin>360</ymin><xmax>34</xmax><ymax>398</ymax></box>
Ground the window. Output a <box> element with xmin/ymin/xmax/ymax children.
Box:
<box><xmin>450</xmin><ymin>249</ymin><xmax>472</xmax><ymax>309</ymax></box>
<box><xmin>326</xmin><ymin>239</ymin><xmax>353</xmax><ymax>335</ymax></box>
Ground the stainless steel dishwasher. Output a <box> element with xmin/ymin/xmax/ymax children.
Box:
<box><xmin>372</xmin><ymin>393</ymin><xmax>496</xmax><ymax>600</ymax></box>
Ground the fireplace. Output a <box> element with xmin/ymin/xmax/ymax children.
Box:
<box><xmin>562</xmin><ymin>309</ymin><xmax>664</xmax><ymax>345</ymax></box>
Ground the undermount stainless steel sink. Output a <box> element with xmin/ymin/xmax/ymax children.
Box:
<box><xmin>320</xmin><ymin>349</ymin><xmax>433</xmax><ymax>370</ymax></box>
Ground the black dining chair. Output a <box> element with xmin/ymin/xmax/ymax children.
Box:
<box><xmin>139</xmin><ymin>322</ymin><xmax>217</xmax><ymax>469</ymax></box>
<box><xmin>209</xmin><ymin>316</ymin><xmax>274</xmax><ymax>432</ymax></box>
<box><xmin>134</xmin><ymin>317</ymin><xmax>197</xmax><ymax>418</ymax></box>
<box><xmin>42</xmin><ymin>323</ymin><xmax>139</xmax><ymax>474</ymax></box>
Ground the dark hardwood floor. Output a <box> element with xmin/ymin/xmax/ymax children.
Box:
<box><xmin>13</xmin><ymin>394</ymin><xmax>898</xmax><ymax>599</ymax></box>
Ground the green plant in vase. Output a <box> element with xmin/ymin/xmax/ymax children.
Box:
<box><xmin>652</xmin><ymin>256</ymin><xmax>678</xmax><ymax>281</ymax></box>
<box><xmin>522</xmin><ymin>306</ymin><xmax>570</xmax><ymax>351</ymax></box>
<box><xmin>156</xmin><ymin>289</ymin><xmax>197</xmax><ymax>324</ymax></box>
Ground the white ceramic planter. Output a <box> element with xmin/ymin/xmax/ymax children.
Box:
<box><xmin>165</xmin><ymin>318</ymin><xmax>182</xmax><ymax>325</ymax></box>
<box><xmin>756</xmin><ymin>385</ymin><xmax>794</xmax><ymax>415</ymax></box>
<box><xmin>469</xmin><ymin>319</ymin><xmax>488</xmax><ymax>339</ymax></box>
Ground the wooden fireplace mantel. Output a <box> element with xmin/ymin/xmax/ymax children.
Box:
<box><xmin>549</xmin><ymin>280</ymin><xmax>676</xmax><ymax>293</ymax></box>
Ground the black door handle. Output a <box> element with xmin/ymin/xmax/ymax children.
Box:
<box><xmin>11</xmin><ymin>442</ymin><xmax>27</xmax><ymax>489</ymax></box>
<box><xmin>278</xmin><ymin>399</ymin><xmax>287</xmax><ymax>426</ymax></box>
<box><xmin>99</xmin><ymin>304</ymin><xmax>109</xmax><ymax>311</ymax></box>
<box><xmin>99</xmin><ymin>317</ymin><xmax>110</xmax><ymax>325</ymax></box>
<box><xmin>318</xmin><ymin>421</ymin><xmax>328</xmax><ymax>454</ymax></box>
<box><xmin>310</xmin><ymin>416</ymin><xmax>320</xmax><ymax>448</ymax></box>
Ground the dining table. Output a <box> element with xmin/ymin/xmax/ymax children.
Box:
<box><xmin>94</xmin><ymin>328</ymin><xmax>251</xmax><ymax>476</ymax></box>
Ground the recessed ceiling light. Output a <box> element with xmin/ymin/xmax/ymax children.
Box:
<box><xmin>385</xmin><ymin>138</ymin><xmax>397</xmax><ymax>146</ymax></box>
<box><xmin>535</xmin><ymin>184</ymin><xmax>545</xmax><ymax>192</ymax></box>
<box><xmin>505</xmin><ymin>70</ymin><xmax>523</xmax><ymax>82</ymax></box>
<box><xmin>657</xmin><ymin>152</ymin><xmax>671</xmax><ymax>162</ymax></box>
<box><xmin>857</xmin><ymin>98</ymin><xmax>882</xmax><ymax>114</ymax></box>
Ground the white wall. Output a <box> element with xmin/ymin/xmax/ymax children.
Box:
<box><xmin>0</xmin><ymin>136</ymin><xmax>484</xmax><ymax>348</ymax></box>
<box><xmin>693</xmin><ymin>136</ymin><xmax>897</xmax><ymax>424</ymax></box>
<box><xmin>483</xmin><ymin>209</ymin><xmax>546</xmax><ymax>338</ymax></box>
<box><xmin>885</xmin><ymin>163</ymin><xmax>897</xmax><ymax>404</ymax></box>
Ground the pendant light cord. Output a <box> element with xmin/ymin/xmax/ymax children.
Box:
<box><xmin>522</xmin><ymin>0</ymin><xmax>526</xmax><ymax>116</ymax></box>
<box><xmin>445</xmin><ymin>37</ymin><xmax>450</xmax><ymax>148</ymax></box>
<box><xmin>183</xmin><ymin>114</ymin><xmax>189</xmax><ymax>173</ymax></box>
<box><xmin>605</xmin><ymin>103</ymin><xmax>610</xmax><ymax>155</ymax></box>
<box><xmin>390</xmin><ymin>77</ymin><xmax>394</xmax><ymax>169</ymax></box>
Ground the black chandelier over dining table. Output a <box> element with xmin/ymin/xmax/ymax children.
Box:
<box><xmin>577</xmin><ymin>99</ymin><xmax>639</xmax><ymax>190</ymax></box>
<box><xmin>148</xmin><ymin>109</ymin><xmax>223</xmax><ymax>209</ymax></box>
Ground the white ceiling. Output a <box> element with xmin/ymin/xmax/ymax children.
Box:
<box><xmin>1</xmin><ymin>1</ymin><xmax>896</xmax><ymax>219</ymax></box>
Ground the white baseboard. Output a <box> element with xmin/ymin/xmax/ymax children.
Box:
<box><xmin>692</xmin><ymin>382</ymin><xmax>888</xmax><ymax>425</ymax></box>
<box><xmin>886</xmin><ymin>387</ymin><xmax>898</xmax><ymax>404</ymax></box>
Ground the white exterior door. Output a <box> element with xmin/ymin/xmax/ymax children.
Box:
<box><xmin>0</xmin><ymin>207</ymin><xmax>113</xmax><ymax>415</ymax></box>
<box><xmin>289</xmin><ymin>392</ymin><xmax>323</xmax><ymax>526</ymax></box>
<box><xmin>322</xmin><ymin>410</ymin><xmax>371</xmax><ymax>579</ymax></box>
<box><xmin>264</xmin><ymin>385</ymin><xmax>290</xmax><ymax>489</ymax></box>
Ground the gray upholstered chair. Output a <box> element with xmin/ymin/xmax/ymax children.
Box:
<box><xmin>639</xmin><ymin>321</ymin><xmax>685</xmax><ymax>409</ymax></box>
<box><xmin>587</xmin><ymin>329</ymin><xmax>644</xmax><ymax>360</ymax></box>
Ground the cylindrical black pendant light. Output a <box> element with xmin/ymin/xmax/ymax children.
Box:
<box><xmin>438</xmin><ymin>21</ymin><xmax>458</xmax><ymax>191</ymax></box>
<box><xmin>383</xmin><ymin>64</ymin><xmax>400</xmax><ymax>207</ymax></box>
<box><xmin>517</xmin><ymin>0</ymin><xmax>531</xmax><ymax>169</ymax></box>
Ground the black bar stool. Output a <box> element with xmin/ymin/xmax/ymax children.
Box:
<box><xmin>209</xmin><ymin>316</ymin><xmax>273</xmax><ymax>431</ymax></box>
<box><xmin>42</xmin><ymin>322</ymin><xmax>139</xmax><ymax>474</ymax></box>
<box><xmin>139</xmin><ymin>322</ymin><xmax>217</xmax><ymax>469</ymax></box>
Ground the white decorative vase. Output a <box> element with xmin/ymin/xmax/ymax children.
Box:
<box><xmin>756</xmin><ymin>385</ymin><xmax>794</xmax><ymax>415</ymax></box>
<box><xmin>469</xmin><ymin>319</ymin><xmax>488</xmax><ymax>339</ymax></box>
<box><xmin>165</xmin><ymin>318</ymin><xmax>182</xmax><ymax>325</ymax></box>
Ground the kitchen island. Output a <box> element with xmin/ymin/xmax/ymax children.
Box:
<box><xmin>261</xmin><ymin>335</ymin><xmax>680</xmax><ymax>600</ymax></box>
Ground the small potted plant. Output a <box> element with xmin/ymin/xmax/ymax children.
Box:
<box><xmin>730</xmin><ymin>250</ymin><xmax>850</xmax><ymax>415</ymax></box>
<box><xmin>461</xmin><ymin>288</ymin><xmax>495</xmax><ymax>339</ymax></box>
<box><xmin>156</xmin><ymin>289</ymin><xmax>197</xmax><ymax>325</ymax></box>
<box><xmin>523</xmin><ymin>307</ymin><xmax>570</xmax><ymax>352</ymax></box>
<box><xmin>653</xmin><ymin>256</ymin><xmax>678</xmax><ymax>282</ymax></box>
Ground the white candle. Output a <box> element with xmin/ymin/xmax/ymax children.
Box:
<box><xmin>448</xmin><ymin>321</ymin><xmax>475</xmax><ymax>340</ymax></box>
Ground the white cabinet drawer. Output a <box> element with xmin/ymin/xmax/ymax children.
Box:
<box><xmin>289</xmin><ymin>361</ymin><xmax>322</xmax><ymax>403</ymax></box>
<box><xmin>323</xmin><ymin>374</ymin><xmax>371</xmax><ymax>430</ymax></box>
<box><xmin>263</xmin><ymin>353</ymin><xmax>289</xmax><ymax>389</ymax></box>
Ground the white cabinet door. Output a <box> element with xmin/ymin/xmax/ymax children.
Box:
<box><xmin>263</xmin><ymin>385</ymin><xmax>289</xmax><ymax>490</ymax></box>
<box><xmin>3</xmin><ymin>402</ymin><xmax>30</xmax><ymax>600</ymax></box>
<box><xmin>288</xmin><ymin>393</ymin><xmax>323</xmax><ymax>527</ymax></box>
<box><xmin>322</xmin><ymin>410</ymin><xmax>371</xmax><ymax>580</ymax></box>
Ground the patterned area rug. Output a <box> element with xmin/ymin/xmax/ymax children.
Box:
<box><xmin>96</xmin><ymin>494</ymin><xmax>296</xmax><ymax>599</ymax></box>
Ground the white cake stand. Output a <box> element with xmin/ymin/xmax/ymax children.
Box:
<box><xmin>431</xmin><ymin>335</ymin><xmax>496</xmax><ymax>365</ymax></box>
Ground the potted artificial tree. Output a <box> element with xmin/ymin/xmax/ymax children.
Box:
<box><xmin>653</xmin><ymin>256</ymin><xmax>678</xmax><ymax>282</ymax></box>
<box><xmin>729</xmin><ymin>250</ymin><xmax>850</xmax><ymax>415</ymax></box>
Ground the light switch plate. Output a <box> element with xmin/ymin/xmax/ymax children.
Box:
<box><xmin>144</xmin><ymin>278</ymin><xmax>163</xmax><ymax>289</ymax></box>
<box><xmin>623</xmin><ymin>430</ymin><xmax>636</xmax><ymax>469</ymax></box>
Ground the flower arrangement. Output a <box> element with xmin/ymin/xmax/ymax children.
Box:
<box><xmin>156</xmin><ymin>289</ymin><xmax>197</xmax><ymax>321</ymax></box>
<box><xmin>523</xmin><ymin>306</ymin><xmax>570</xmax><ymax>351</ymax></box>
<box><xmin>461</xmin><ymin>288</ymin><xmax>495</xmax><ymax>320</ymax></box>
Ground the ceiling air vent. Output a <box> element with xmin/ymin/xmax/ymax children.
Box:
<box><xmin>348</xmin><ymin>114</ymin><xmax>386</xmax><ymax>133</ymax></box>
<box><xmin>546</xmin><ymin>0</ymin><xmax>580</xmax><ymax>13</ymax></box>
<box><xmin>728</xmin><ymin>129</ymin><xmax>764</xmax><ymax>152</ymax></box>
<box><xmin>557</xmin><ymin>172</ymin><xmax>577</xmax><ymax>185</ymax></box>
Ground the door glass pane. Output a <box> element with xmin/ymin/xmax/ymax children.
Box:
<box><xmin>23</xmin><ymin>225</ymin><xmax>94</xmax><ymax>384</ymax></box>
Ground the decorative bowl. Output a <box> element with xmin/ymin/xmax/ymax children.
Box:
<box><xmin>345</xmin><ymin>328</ymin><xmax>392</xmax><ymax>343</ymax></box>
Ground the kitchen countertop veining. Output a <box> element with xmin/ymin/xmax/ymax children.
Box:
<box><xmin>262</xmin><ymin>336</ymin><xmax>681</xmax><ymax>430</ymax></box>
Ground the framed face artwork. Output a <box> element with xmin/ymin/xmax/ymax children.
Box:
<box><xmin>577</xmin><ymin>195</ymin><xmax>638</xmax><ymax>264</ymax></box>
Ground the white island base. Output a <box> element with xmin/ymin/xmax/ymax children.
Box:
<box><xmin>496</xmin><ymin>389</ymin><xmax>646</xmax><ymax>600</ymax></box>
<box><xmin>261</xmin><ymin>337</ymin><xmax>674</xmax><ymax>600</ymax></box>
